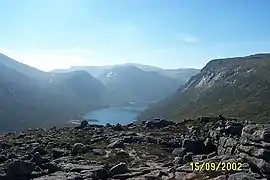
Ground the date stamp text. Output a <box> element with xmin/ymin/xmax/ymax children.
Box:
<box><xmin>190</xmin><ymin>162</ymin><xmax>242</xmax><ymax>172</ymax></box>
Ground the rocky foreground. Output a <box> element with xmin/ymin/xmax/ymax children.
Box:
<box><xmin>0</xmin><ymin>116</ymin><xmax>270</xmax><ymax>180</ymax></box>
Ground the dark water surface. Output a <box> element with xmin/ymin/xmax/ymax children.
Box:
<box><xmin>83</xmin><ymin>105</ymin><xmax>147</xmax><ymax>125</ymax></box>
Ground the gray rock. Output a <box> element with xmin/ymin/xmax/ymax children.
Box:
<box><xmin>61</xmin><ymin>163</ymin><xmax>98</xmax><ymax>173</ymax></box>
<box><xmin>253</xmin><ymin>129</ymin><xmax>270</xmax><ymax>142</ymax></box>
<box><xmin>0</xmin><ymin>173</ymin><xmax>8</xmax><ymax>180</ymax></box>
<box><xmin>144</xmin><ymin>119</ymin><xmax>175</xmax><ymax>129</ymax></box>
<box><xmin>238</xmin><ymin>144</ymin><xmax>270</xmax><ymax>162</ymax></box>
<box><xmin>165</xmin><ymin>139</ymin><xmax>182</xmax><ymax>148</ymax></box>
<box><xmin>210</xmin><ymin>175</ymin><xmax>227</xmax><ymax>180</ymax></box>
<box><xmin>112</xmin><ymin>123</ymin><xmax>125</xmax><ymax>131</ymax></box>
<box><xmin>42</xmin><ymin>162</ymin><xmax>60</xmax><ymax>173</ymax></box>
<box><xmin>107</xmin><ymin>140</ymin><xmax>125</xmax><ymax>149</ymax></box>
<box><xmin>228</xmin><ymin>172</ymin><xmax>257</xmax><ymax>180</ymax></box>
<box><xmin>109</xmin><ymin>162</ymin><xmax>129</xmax><ymax>176</ymax></box>
<box><xmin>172</xmin><ymin>148</ymin><xmax>185</xmax><ymax>156</ymax></box>
<box><xmin>182</xmin><ymin>139</ymin><xmax>205</xmax><ymax>154</ymax></box>
<box><xmin>33</xmin><ymin>171</ymin><xmax>82</xmax><ymax>180</ymax></box>
<box><xmin>172</xmin><ymin>157</ymin><xmax>184</xmax><ymax>165</ymax></box>
<box><xmin>183</xmin><ymin>153</ymin><xmax>193</xmax><ymax>163</ymax></box>
<box><xmin>31</xmin><ymin>152</ymin><xmax>44</xmax><ymax>165</ymax></box>
<box><xmin>93</xmin><ymin>149</ymin><xmax>106</xmax><ymax>155</ymax></box>
<box><xmin>239</xmin><ymin>152</ymin><xmax>270</xmax><ymax>174</ymax></box>
<box><xmin>71</xmin><ymin>143</ymin><xmax>84</xmax><ymax>156</ymax></box>
<box><xmin>7</xmin><ymin>160</ymin><xmax>34</xmax><ymax>178</ymax></box>
<box><xmin>31</xmin><ymin>146</ymin><xmax>47</xmax><ymax>155</ymax></box>
<box><xmin>241</xmin><ymin>125</ymin><xmax>270</xmax><ymax>142</ymax></box>
<box><xmin>224</xmin><ymin>122</ymin><xmax>243</xmax><ymax>137</ymax></box>
<box><xmin>75</xmin><ymin>120</ymin><xmax>89</xmax><ymax>129</ymax></box>
<box><xmin>204</xmin><ymin>137</ymin><xmax>216</xmax><ymax>154</ymax></box>
<box><xmin>0</xmin><ymin>154</ymin><xmax>8</xmax><ymax>163</ymax></box>
<box><xmin>123</xmin><ymin>136</ymin><xmax>144</xmax><ymax>144</ymax></box>
<box><xmin>81</xmin><ymin>145</ymin><xmax>91</xmax><ymax>154</ymax></box>
<box><xmin>52</xmin><ymin>148</ymin><xmax>66</xmax><ymax>159</ymax></box>
<box><xmin>218</xmin><ymin>137</ymin><xmax>239</xmax><ymax>155</ymax></box>
<box><xmin>92</xmin><ymin>167</ymin><xmax>108</xmax><ymax>179</ymax></box>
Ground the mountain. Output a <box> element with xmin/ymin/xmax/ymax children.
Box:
<box><xmin>52</xmin><ymin>65</ymin><xmax>114</xmax><ymax>78</ymax></box>
<box><xmin>96</xmin><ymin>65</ymin><xmax>182</xmax><ymax>104</ymax></box>
<box><xmin>122</xmin><ymin>63</ymin><xmax>200</xmax><ymax>84</ymax></box>
<box><xmin>51</xmin><ymin>71</ymin><xmax>106</xmax><ymax>103</ymax></box>
<box><xmin>0</xmin><ymin>54</ymin><xmax>105</xmax><ymax>131</ymax></box>
<box><xmin>52</xmin><ymin>64</ymin><xmax>200</xmax><ymax>103</ymax></box>
<box><xmin>0</xmin><ymin>53</ymin><xmax>49</xmax><ymax>80</ymax></box>
<box><xmin>52</xmin><ymin>64</ymin><xmax>200</xmax><ymax>83</ymax></box>
<box><xmin>138</xmin><ymin>53</ymin><xmax>270</xmax><ymax>123</ymax></box>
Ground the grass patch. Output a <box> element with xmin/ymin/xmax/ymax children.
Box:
<box><xmin>91</xmin><ymin>140</ymin><xmax>109</xmax><ymax>149</ymax></box>
<box><xmin>83</xmin><ymin>152</ymin><xmax>105</xmax><ymax>162</ymax></box>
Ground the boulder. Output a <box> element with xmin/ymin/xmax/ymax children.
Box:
<box><xmin>7</xmin><ymin>160</ymin><xmax>34</xmax><ymax>178</ymax></box>
<box><xmin>42</xmin><ymin>162</ymin><xmax>60</xmax><ymax>173</ymax></box>
<box><xmin>30</xmin><ymin>152</ymin><xmax>44</xmax><ymax>165</ymax></box>
<box><xmin>52</xmin><ymin>148</ymin><xmax>67</xmax><ymax>159</ymax></box>
<box><xmin>204</xmin><ymin>137</ymin><xmax>216</xmax><ymax>154</ymax></box>
<box><xmin>238</xmin><ymin>145</ymin><xmax>270</xmax><ymax>162</ymax></box>
<box><xmin>93</xmin><ymin>149</ymin><xmax>106</xmax><ymax>155</ymax></box>
<box><xmin>74</xmin><ymin>120</ymin><xmax>89</xmax><ymax>129</ymax></box>
<box><xmin>112</xmin><ymin>123</ymin><xmax>125</xmax><ymax>131</ymax></box>
<box><xmin>182</xmin><ymin>139</ymin><xmax>205</xmax><ymax>154</ymax></box>
<box><xmin>144</xmin><ymin>119</ymin><xmax>175</xmax><ymax>129</ymax></box>
<box><xmin>171</xmin><ymin>148</ymin><xmax>186</xmax><ymax>156</ymax></box>
<box><xmin>81</xmin><ymin>145</ymin><xmax>92</xmax><ymax>154</ymax></box>
<box><xmin>92</xmin><ymin>167</ymin><xmax>108</xmax><ymax>179</ymax></box>
<box><xmin>31</xmin><ymin>146</ymin><xmax>47</xmax><ymax>155</ymax></box>
<box><xmin>107</xmin><ymin>140</ymin><xmax>125</xmax><ymax>149</ymax></box>
<box><xmin>109</xmin><ymin>162</ymin><xmax>129</xmax><ymax>176</ymax></box>
<box><xmin>0</xmin><ymin>154</ymin><xmax>8</xmax><ymax>163</ymax></box>
<box><xmin>71</xmin><ymin>143</ymin><xmax>84</xmax><ymax>156</ymax></box>
<box><xmin>228</xmin><ymin>172</ymin><xmax>257</xmax><ymax>180</ymax></box>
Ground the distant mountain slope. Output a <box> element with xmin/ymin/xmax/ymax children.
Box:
<box><xmin>52</xmin><ymin>64</ymin><xmax>200</xmax><ymax>103</ymax></box>
<box><xmin>51</xmin><ymin>71</ymin><xmax>106</xmax><ymax>103</ymax></box>
<box><xmin>97</xmin><ymin>65</ymin><xmax>181</xmax><ymax>103</ymax></box>
<box><xmin>138</xmin><ymin>53</ymin><xmax>270</xmax><ymax>123</ymax></box>
<box><xmin>0</xmin><ymin>54</ymin><xmax>106</xmax><ymax>131</ymax></box>
<box><xmin>0</xmin><ymin>53</ymin><xmax>49</xmax><ymax>80</ymax></box>
<box><xmin>52</xmin><ymin>64</ymin><xmax>200</xmax><ymax>83</ymax></box>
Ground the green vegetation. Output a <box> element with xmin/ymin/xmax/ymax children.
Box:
<box><xmin>138</xmin><ymin>53</ymin><xmax>270</xmax><ymax>123</ymax></box>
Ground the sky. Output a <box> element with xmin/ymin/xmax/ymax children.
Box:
<box><xmin>1</xmin><ymin>0</ymin><xmax>270</xmax><ymax>71</ymax></box>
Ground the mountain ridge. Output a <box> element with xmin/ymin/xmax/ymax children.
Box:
<box><xmin>0</xmin><ymin>54</ymin><xmax>106</xmax><ymax>131</ymax></box>
<box><xmin>138</xmin><ymin>53</ymin><xmax>270</xmax><ymax>123</ymax></box>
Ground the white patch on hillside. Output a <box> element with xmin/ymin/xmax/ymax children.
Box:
<box><xmin>195</xmin><ymin>71</ymin><xmax>223</xmax><ymax>88</ymax></box>
<box><xmin>106</xmin><ymin>72</ymin><xmax>117</xmax><ymax>78</ymax></box>
<box><xmin>182</xmin><ymin>79</ymin><xmax>196</xmax><ymax>92</ymax></box>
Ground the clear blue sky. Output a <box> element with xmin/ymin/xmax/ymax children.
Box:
<box><xmin>1</xmin><ymin>0</ymin><xmax>270</xmax><ymax>71</ymax></box>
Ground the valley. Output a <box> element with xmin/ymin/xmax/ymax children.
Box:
<box><xmin>0</xmin><ymin>53</ymin><xmax>198</xmax><ymax>131</ymax></box>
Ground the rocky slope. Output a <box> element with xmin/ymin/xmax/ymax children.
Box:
<box><xmin>138</xmin><ymin>53</ymin><xmax>270</xmax><ymax>123</ymax></box>
<box><xmin>0</xmin><ymin>116</ymin><xmax>270</xmax><ymax>179</ymax></box>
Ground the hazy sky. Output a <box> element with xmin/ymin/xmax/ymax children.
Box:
<box><xmin>1</xmin><ymin>0</ymin><xmax>270</xmax><ymax>71</ymax></box>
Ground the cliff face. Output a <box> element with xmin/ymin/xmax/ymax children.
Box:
<box><xmin>138</xmin><ymin>53</ymin><xmax>270</xmax><ymax>123</ymax></box>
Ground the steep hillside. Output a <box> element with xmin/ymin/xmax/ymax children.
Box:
<box><xmin>0</xmin><ymin>54</ymin><xmax>107</xmax><ymax>131</ymax></box>
<box><xmin>51</xmin><ymin>71</ymin><xmax>106</xmax><ymax>103</ymax></box>
<box><xmin>138</xmin><ymin>53</ymin><xmax>270</xmax><ymax>123</ymax></box>
<box><xmin>0</xmin><ymin>53</ymin><xmax>49</xmax><ymax>80</ymax></box>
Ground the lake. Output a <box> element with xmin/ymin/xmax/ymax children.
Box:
<box><xmin>83</xmin><ymin>105</ymin><xmax>147</xmax><ymax>125</ymax></box>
